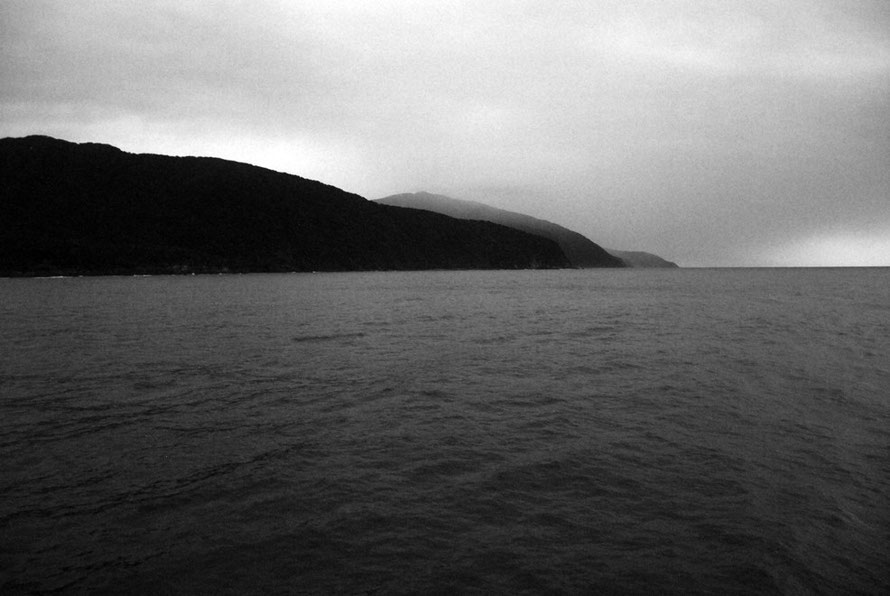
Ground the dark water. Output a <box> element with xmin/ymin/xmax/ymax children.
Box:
<box><xmin>1</xmin><ymin>269</ymin><xmax>888</xmax><ymax>594</ymax></box>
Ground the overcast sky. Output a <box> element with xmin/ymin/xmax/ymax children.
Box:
<box><xmin>3</xmin><ymin>1</ymin><xmax>888</xmax><ymax>266</ymax></box>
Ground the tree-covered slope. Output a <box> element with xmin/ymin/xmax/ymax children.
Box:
<box><xmin>376</xmin><ymin>192</ymin><xmax>625</xmax><ymax>268</ymax></box>
<box><xmin>0</xmin><ymin>137</ymin><xmax>570</xmax><ymax>275</ymax></box>
<box><xmin>604</xmin><ymin>249</ymin><xmax>678</xmax><ymax>268</ymax></box>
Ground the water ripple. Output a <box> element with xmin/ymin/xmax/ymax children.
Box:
<box><xmin>1</xmin><ymin>269</ymin><xmax>888</xmax><ymax>594</ymax></box>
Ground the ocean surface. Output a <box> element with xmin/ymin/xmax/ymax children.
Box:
<box><xmin>1</xmin><ymin>268</ymin><xmax>888</xmax><ymax>594</ymax></box>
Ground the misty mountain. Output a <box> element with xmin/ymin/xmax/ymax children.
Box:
<box><xmin>376</xmin><ymin>192</ymin><xmax>629</xmax><ymax>268</ymax></box>
<box><xmin>0</xmin><ymin>136</ymin><xmax>570</xmax><ymax>276</ymax></box>
<box><xmin>376</xmin><ymin>192</ymin><xmax>678</xmax><ymax>268</ymax></box>
<box><xmin>605</xmin><ymin>250</ymin><xmax>678</xmax><ymax>268</ymax></box>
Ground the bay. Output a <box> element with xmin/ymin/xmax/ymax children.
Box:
<box><xmin>1</xmin><ymin>269</ymin><xmax>888</xmax><ymax>594</ymax></box>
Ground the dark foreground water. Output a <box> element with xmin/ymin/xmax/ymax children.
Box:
<box><xmin>1</xmin><ymin>269</ymin><xmax>888</xmax><ymax>594</ymax></box>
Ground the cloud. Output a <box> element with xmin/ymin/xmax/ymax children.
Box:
<box><xmin>594</xmin><ymin>0</ymin><xmax>890</xmax><ymax>78</ymax></box>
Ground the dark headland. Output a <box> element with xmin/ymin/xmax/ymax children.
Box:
<box><xmin>0</xmin><ymin>136</ymin><xmax>571</xmax><ymax>276</ymax></box>
<box><xmin>376</xmin><ymin>192</ymin><xmax>676</xmax><ymax>268</ymax></box>
<box><xmin>606</xmin><ymin>249</ymin><xmax>678</xmax><ymax>268</ymax></box>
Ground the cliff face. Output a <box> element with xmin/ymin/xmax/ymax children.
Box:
<box><xmin>0</xmin><ymin>136</ymin><xmax>570</xmax><ymax>275</ymax></box>
<box><xmin>376</xmin><ymin>192</ymin><xmax>625</xmax><ymax>268</ymax></box>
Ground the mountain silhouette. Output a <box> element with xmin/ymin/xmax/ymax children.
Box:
<box><xmin>0</xmin><ymin>136</ymin><xmax>571</xmax><ymax>275</ymax></box>
<box><xmin>605</xmin><ymin>249</ymin><xmax>678</xmax><ymax>268</ymax></box>
<box><xmin>376</xmin><ymin>192</ymin><xmax>677</xmax><ymax>268</ymax></box>
<box><xmin>376</xmin><ymin>192</ymin><xmax>628</xmax><ymax>268</ymax></box>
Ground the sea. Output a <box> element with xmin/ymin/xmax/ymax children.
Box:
<box><xmin>1</xmin><ymin>268</ymin><xmax>887</xmax><ymax>595</ymax></box>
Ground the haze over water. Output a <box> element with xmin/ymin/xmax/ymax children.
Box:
<box><xmin>1</xmin><ymin>269</ymin><xmax>888</xmax><ymax>594</ymax></box>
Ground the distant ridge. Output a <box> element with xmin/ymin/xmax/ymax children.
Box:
<box><xmin>0</xmin><ymin>136</ymin><xmax>570</xmax><ymax>276</ymax></box>
<box><xmin>604</xmin><ymin>249</ymin><xmax>678</xmax><ymax>268</ymax></box>
<box><xmin>376</xmin><ymin>192</ymin><xmax>625</xmax><ymax>268</ymax></box>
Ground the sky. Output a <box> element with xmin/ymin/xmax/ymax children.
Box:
<box><xmin>2</xmin><ymin>0</ymin><xmax>889</xmax><ymax>267</ymax></box>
